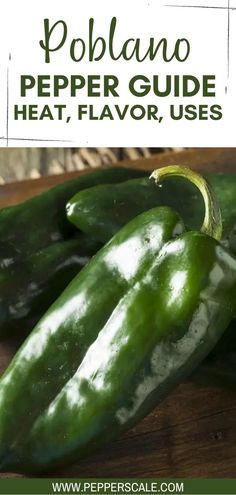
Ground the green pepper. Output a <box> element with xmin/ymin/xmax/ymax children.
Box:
<box><xmin>0</xmin><ymin>166</ymin><xmax>236</xmax><ymax>473</ymax></box>
<box><xmin>67</xmin><ymin>172</ymin><xmax>236</xmax><ymax>252</ymax></box>
<box><xmin>0</xmin><ymin>167</ymin><xmax>146</xmax><ymax>268</ymax></box>
<box><xmin>67</xmin><ymin>170</ymin><xmax>236</xmax><ymax>389</ymax></box>
<box><xmin>0</xmin><ymin>235</ymin><xmax>101</xmax><ymax>340</ymax></box>
<box><xmin>0</xmin><ymin>205</ymin><xmax>183</xmax><ymax>472</ymax></box>
<box><xmin>0</xmin><ymin>167</ymin><xmax>145</xmax><ymax>339</ymax></box>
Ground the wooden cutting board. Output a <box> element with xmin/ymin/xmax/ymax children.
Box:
<box><xmin>1</xmin><ymin>147</ymin><xmax>236</xmax><ymax>478</ymax></box>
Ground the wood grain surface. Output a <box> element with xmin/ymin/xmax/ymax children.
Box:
<box><xmin>1</xmin><ymin>147</ymin><xmax>236</xmax><ymax>478</ymax></box>
<box><xmin>1</xmin><ymin>147</ymin><xmax>236</xmax><ymax>208</ymax></box>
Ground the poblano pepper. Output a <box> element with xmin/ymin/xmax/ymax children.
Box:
<box><xmin>67</xmin><ymin>169</ymin><xmax>236</xmax><ymax>388</ymax></box>
<box><xmin>0</xmin><ymin>166</ymin><xmax>145</xmax><ymax>268</ymax></box>
<box><xmin>67</xmin><ymin>172</ymin><xmax>236</xmax><ymax>252</ymax></box>
<box><xmin>0</xmin><ymin>166</ymin><xmax>236</xmax><ymax>473</ymax></box>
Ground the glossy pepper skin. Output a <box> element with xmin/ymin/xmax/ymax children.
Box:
<box><xmin>11</xmin><ymin>234</ymin><xmax>236</xmax><ymax>472</ymax></box>
<box><xmin>0</xmin><ymin>167</ymin><xmax>146</xmax><ymax>268</ymax></box>
<box><xmin>1</xmin><ymin>166</ymin><xmax>236</xmax><ymax>473</ymax></box>
<box><xmin>67</xmin><ymin>173</ymin><xmax>236</xmax><ymax>252</ymax></box>
<box><xmin>1</xmin><ymin>231</ymin><xmax>236</xmax><ymax>473</ymax></box>
<box><xmin>0</xmin><ymin>206</ymin><xmax>184</xmax><ymax>473</ymax></box>
<box><xmin>0</xmin><ymin>234</ymin><xmax>101</xmax><ymax>340</ymax></box>
<box><xmin>67</xmin><ymin>172</ymin><xmax>236</xmax><ymax>387</ymax></box>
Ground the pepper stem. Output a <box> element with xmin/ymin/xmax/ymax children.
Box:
<box><xmin>150</xmin><ymin>165</ymin><xmax>222</xmax><ymax>241</ymax></box>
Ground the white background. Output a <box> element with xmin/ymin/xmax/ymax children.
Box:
<box><xmin>0</xmin><ymin>0</ymin><xmax>235</xmax><ymax>146</ymax></box>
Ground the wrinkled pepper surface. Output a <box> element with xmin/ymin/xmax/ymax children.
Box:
<box><xmin>0</xmin><ymin>166</ymin><xmax>236</xmax><ymax>473</ymax></box>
